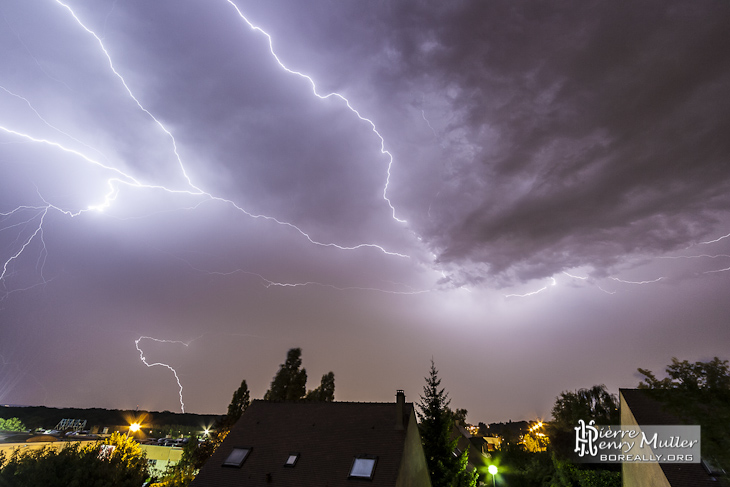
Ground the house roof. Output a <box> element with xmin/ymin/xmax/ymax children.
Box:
<box><xmin>620</xmin><ymin>389</ymin><xmax>722</xmax><ymax>486</ymax></box>
<box><xmin>620</xmin><ymin>389</ymin><xmax>682</xmax><ymax>425</ymax></box>
<box><xmin>191</xmin><ymin>399</ymin><xmax>416</xmax><ymax>487</ymax></box>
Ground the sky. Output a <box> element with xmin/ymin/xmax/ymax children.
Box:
<box><xmin>1</xmin><ymin>0</ymin><xmax>729</xmax><ymax>424</ymax></box>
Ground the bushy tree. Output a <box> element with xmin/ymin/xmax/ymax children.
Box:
<box><xmin>551</xmin><ymin>455</ymin><xmax>620</xmax><ymax>487</ymax></box>
<box><xmin>551</xmin><ymin>384</ymin><xmax>618</xmax><ymax>429</ymax></box>
<box><xmin>547</xmin><ymin>385</ymin><xmax>620</xmax><ymax>485</ymax></box>
<box><xmin>264</xmin><ymin>348</ymin><xmax>308</xmax><ymax>401</ymax></box>
<box><xmin>417</xmin><ymin>360</ymin><xmax>477</xmax><ymax>487</ymax></box>
<box><xmin>0</xmin><ymin>432</ymin><xmax>149</xmax><ymax>487</ymax></box>
<box><xmin>638</xmin><ymin>356</ymin><xmax>730</xmax><ymax>392</ymax></box>
<box><xmin>638</xmin><ymin>357</ymin><xmax>730</xmax><ymax>473</ymax></box>
<box><xmin>445</xmin><ymin>408</ymin><xmax>468</xmax><ymax>426</ymax></box>
<box><xmin>548</xmin><ymin>384</ymin><xmax>618</xmax><ymax>459</ymax></box>
<box><xmin>305</xmin><ymin>372</ymin><xmax>335</xmax><ymax>402</ymax></box>
<box><xmin>0</xmin><ymin>417</ymin><xmax>25</xmax><ymax>431</ymax></box>
<box><xmin>264</xmin><ymin>348</ymin><xmax>335</xmax><ymax>402</ymax></box>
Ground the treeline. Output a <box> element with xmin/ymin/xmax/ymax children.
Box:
<box><xmin>0</xmin><ymin>405</ymin><xmax>221</xmax><ymax>432</ymax></box>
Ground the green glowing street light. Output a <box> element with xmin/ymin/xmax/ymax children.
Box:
<box><xmin>488</xmin><ymin>465</ymin><xmax>498</xmax><ymax>487</ymax></box>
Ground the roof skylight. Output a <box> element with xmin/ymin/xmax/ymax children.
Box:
<box><xmin>285</xmin><ymin>453</ymin><xmax>299</xmax><ymax>467</ymax></box>
<box><xmin>349</xmin><ymin>456</ymin><xmax>377</xmax><ymax>479</ymax></box>
<box><xmin>222</xmin><ymin>447</ymin><xmax>251</xmax><ymax>467</ymax></box>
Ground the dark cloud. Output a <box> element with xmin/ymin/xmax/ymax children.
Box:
<box><xmin>353</xmin><ymin>1</ymin><xmax>730</xmax><ymax>283</ymax></box>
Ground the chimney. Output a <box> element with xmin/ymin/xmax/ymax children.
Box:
<box><xmin>395</xmin><ymin>390</ymin><xmax>405</xmax><ymax>430</ymax></box>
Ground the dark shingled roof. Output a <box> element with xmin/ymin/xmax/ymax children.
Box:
<box><xmin>620</xmin><ymin>389</ymin><xmax>683</xmax><ymax>425</ymax></box>
<box><xmin>191</xmin><ymin>399</ymin><xmax>416</xmax><ymax>487</ymax></box>
<box><xmin>620</xmin><ymin>389</ymin><xmax>722</xmax><ymax>486</ymax></box>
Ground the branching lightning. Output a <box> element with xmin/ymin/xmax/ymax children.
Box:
<box><xmin>562</xmin><ymin>271</ymin><xmax>616</xmax><ymax>295</ymax></box>
<box><xmin>0</xmin><ymin>0</ymin><xmax>416</xmax><ymax>411</ymax></box>
<box><xmin>1</xmin><ymin>0</ymin><xmax>410</xmax><ymax>297</ymax></box>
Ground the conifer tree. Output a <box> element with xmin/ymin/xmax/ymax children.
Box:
<box><xmin>417</xmin><ymin>360</ymin><xmax>477</xmax><ymax>487</ymax></box>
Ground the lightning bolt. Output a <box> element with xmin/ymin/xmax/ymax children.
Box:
<box><xmin>421</xmin><ymin>109</ymin><xmax>439</xmax><ymax>138</ymax></box>
<box><xmin>162</xmin><ymin>250</ymin><xmax>429</xmax><ymax>295</ymax></box>
<box><xmin>609</xmin><ymin>276</ymin><xmax>663</xmax><ymax>285</ymax></box>
<box><xmin>504</xmin><ymin>277</ymin><xmax>556</xmax><ymax>298</ymax></box>
<box><xmin>2</xmin><ymin>0</ymin><xmax>411</xmax><ymax>296</ymax></box>
<box><xmin>223</xmin><ymin>0</ymin><xmax>405</xmax><ymax>224</ymax></box>
<box><xmin>134</xmin><ymin>336</ymin><xmax>197</xmax><ymax>413</ymax></box>
<box><xmin>660</xmin><ymin>236</ymin><xmax>730</xmax><ymax>273</ymax></box>
<box><xmin>562</xmin><ymin>271</ymin><xmax>616</xmax><ymax>295</ymax></box>
<box><xmin>699</xmin><ymin>232</ymin><xmax>730</xmax><ymax>245</ymax></box>
<box><xmin>0</xmin><ymin>205</ymin><xmax>49</xmax><ymax>285</ymax></box>
<box><xmin>1</xmin><ymin>0</ymin><xmax>418</xmax><ymax>411</ymax></box>
<box><xmin>0</xmin><ymin>85</ymin><xmax>107</xmax><ymax>160</ymax></box>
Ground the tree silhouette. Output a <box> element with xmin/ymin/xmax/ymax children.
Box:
<box><xmin>264</xmin><ymin>348</ymin><xmax>308</xmax><ymax>401</ymax></box>
<box><xmin>417</xmin><ymin>360</ymin><xmax>476</xmax><ymax>487</ymax></box>
<box><xmin>306</xmin><ymin>372</ymin><xmax>335</xmax><ymax>402</ymax></box>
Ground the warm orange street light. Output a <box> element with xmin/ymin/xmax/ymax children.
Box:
<box><xmin>127</xmin><ymin>422</ymin><xmax>141</xmax><ymax>438</ymax></box>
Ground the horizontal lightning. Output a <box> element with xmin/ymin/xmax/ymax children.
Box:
<box><xmin>163</xmin><ymin>251</ymin><xmax>429</xmax><ymax>295</ymax></box>
<box><xmin>609</xmin><ymin>276</ymin><xmax>663</xmax><ymax>285</ymax></box>
<box><xmin>562</xmin><ymin>271</ymin><xmax>616</xmax><ymax>295</ymax></box>
<box><xmin>504</xmin><ymin>277</ymin><xmax>556</xmax><ymax>298</ymax></box>
<box><xmin>699</xmin><ymin>232</ymin><xmax>730</xmax><ymax>245</ymax></box>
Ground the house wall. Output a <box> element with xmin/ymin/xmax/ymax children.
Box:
<box><xmin>140</xmin><ymin>444</ymin><xmax>183</xmax><ymax>476</ymax></box>
<box><xmin>396</xmin><ymin>410</ymin><xmax>432</xmax><ymax>487</ymax></box>
<box><xmin>620</xmin><ymin>392</ymin><xmax>671</xmax><ymax>487</ymax></box>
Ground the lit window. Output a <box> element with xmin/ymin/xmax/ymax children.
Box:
<box><xmin>223</xmin><ymin>447</ymin><xmax>251</xmax><ymax>467</ymax></box>
<box><xmin>349</xmin><ymin>456</ymin><xmax>377</xmax><ymax>479</ymax></box>
<box><xmin>285</xmin><ymin>453</ymin><xmax>299</xmax><ymax>467</ymax></box>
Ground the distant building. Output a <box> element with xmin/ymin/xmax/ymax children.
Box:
<box><xmin>190</xmin><ymin>390</ymin><xmax>432</xmax><ymax>487</ymax></box>
<box><xmin>620</xmin><ymin>389</ymin><xmax>721</xmax><ymax>487</ymax></box>
<box><xmin>141</xmin><ymin>444</ymin><xmax>184</xmax><ymax>476</ymax></box>
<box><xmin>0</xmin><ymin>436</ymin><xmax>183</xmax><ymax>477</ymax></box>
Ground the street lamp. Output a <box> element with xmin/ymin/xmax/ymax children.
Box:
<box><xmin>127</xmin><ymin>422</ymin><xmax>141</xmax><ymax>438</ymax></box>
<box><xmin>488</xmin><ymin>465</ymin><xmax>498</xmax><ymax>487</ymax></box>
